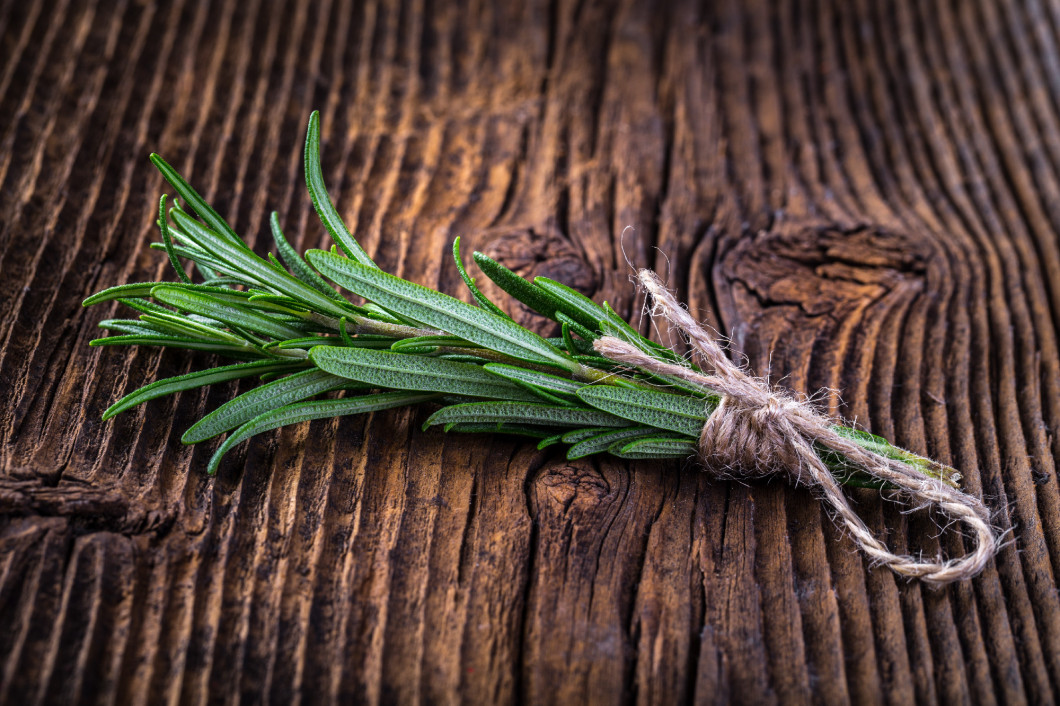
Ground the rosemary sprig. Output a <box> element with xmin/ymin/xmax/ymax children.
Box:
<box><xmin>84</xmin><ymin>112</ymin><xmax>959</xmax><ymax>487</ymax></box>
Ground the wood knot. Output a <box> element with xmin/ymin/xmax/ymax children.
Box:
<box><xmin>530</xmin><ymin>462</ymin><xmax>612</xmax><ymax>513</ymax></box>
<box><xmin>0</xmin><ymin>478</ymin><xmax>175</xmax><ymax>535</ymax></box>
<box><xmin>724</xmin><ymin>222</ymin><xmax>932</xmax><ymax>319</ymax></box>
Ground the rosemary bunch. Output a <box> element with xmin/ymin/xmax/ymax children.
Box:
<box><xmin>84</xmin><ymin>113</ymin><xmax>957</xmax><ymax>486</ymax></box>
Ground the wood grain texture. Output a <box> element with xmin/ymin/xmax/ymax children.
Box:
<box><xmin>1</xmin><ymin>0</ymin><xmax>1059</xmax><ymax>703</ymax></box>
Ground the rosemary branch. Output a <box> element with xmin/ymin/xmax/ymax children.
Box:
<box><xmin>84</xmin><ymin>112</ymin><xmax>959</xmax><ymax>487</ymax></box>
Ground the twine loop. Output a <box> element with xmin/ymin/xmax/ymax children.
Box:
<box><xmin>594</xmin><ymin>270</ymin><xmax>999</xmax><ymax>585</ymax></box>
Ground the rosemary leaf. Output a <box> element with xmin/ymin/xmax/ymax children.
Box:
<box><xmin>309</xmin><ymin>346</ymin><xmax>543</xmax><ymax>402</ymax></box>
<box><xmin>83</xmin><ymin>283</ymin><xmax>162</xmax><ymax>306</ymax></box>
<box><xmin>89</xmin><ymin>333</ymin><xmax>261</xmax><ymax>357</ymax></box>
<box><xmin>152</xmin><ymin>286</ymin><xmax>306</xmax><ymax>341</ymax></box>
<box><xmin>170</xmin><ymin>208</ymin><xmax>357</xmax><ymax>320</ymax></box>
<box><xmin>472</xmin><ymin>250</ymin><xmax>565</xmax><ymax>319</ymax></box>
<box><xmin>453</xmin><ymin>237</ymin><xmax>511</xmax><ymax>319</ymax></box>
<box><xmin>206</xmin><ymin>391</ymin><xmax>439</xmax><ymax>474</ymax></box>
<box><xmin>576</xmin><ymin>386</ymin><xmax>715</xmax><ymax>437</ymax></box>
<box><xmin>182</xmin><ymin>368</ymin><xmax>348</xmax><ymax>443</ymax></box>
<box><xmin>610</xmin><ymin>437</ymin><xmax>697</xmax><ymax>459</ymax></box>
<box><xmin>423</xmin><ymin>401</ymin><xmax>631</xmax><ymax>431</ymax></box>
<box><xmin>150</xmin><ymin>153</ymin><xmax>247</xmax><ymax>250</ymax></box>
<box><xmin>532</xmin><ymin>276</ymin><xmax>608</xmax><ymax>331</ymax></box>
<box><xmin>306</xmin><ymin>250</ymin><xmax>578</xmax><ymax>373</ymax></box>
<box><xmin>481</xmin><ymin>364</ymin><xmax>584</xmax><ymax>401</ymax></box>
<box><xmin>566</xmin><ymin>427</ymin><xmax>666</xmax><ymax>460</ymax></box>
<box><xmin>269</xmin><ymin>212</ymin><xmax>351</xmax><ymax>304</ymax></box>
<box><xmin>103</xmin><ymin>359</ymin><xmax>307</xmax><ymax>420</ymax></box>
<box><xmin>304</xmin><ymin>111</ymin><xmax>378</xmax><ymax>269</ymax></box>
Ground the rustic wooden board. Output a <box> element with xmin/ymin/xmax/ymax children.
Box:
<box><xmin>2</xmin><ymin>0</ymin><xmax>1059</xmax><ymax>703</ymax></box>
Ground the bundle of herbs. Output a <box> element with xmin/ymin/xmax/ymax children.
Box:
<box><xmin>84</xmin><ymin>112</ymin><xmax>955</xmax><ymax>491</ymax></box>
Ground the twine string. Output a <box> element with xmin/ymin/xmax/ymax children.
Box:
<box><xmin>594</xmin><ymin>270</ymin><xmax>998</xmax><ymax>585</ymax></box>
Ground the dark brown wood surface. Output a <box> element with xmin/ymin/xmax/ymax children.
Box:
<box><xmin>2</xmin><ymin>0</ymin><xmax>1060</xmax><ymax>703</ymax></box>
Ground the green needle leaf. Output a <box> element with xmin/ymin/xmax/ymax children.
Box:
<box><xmin>390</xmin><ymin>335</ymin><xmax>479</xmax><ymax>353</ymax></box>
<box><xmin>151</xmin><ymin>283</ymin><xmax>256</xmax><ymax>301</ymax></box>
<box><xmin>103</xmin><ymin>359</ymin><xmax>306</xmax><ymax>420</ymax></box>
<box><xmin>183</xmin><ymin>368</ymin><xmax>347</xmax><ymax>443</ymax></box>
<box><xmin>444</xmin><ymin>422</ymin><xmax>557</xmax><ymax>439</ymax></box>
<box><xmin>610</xmin><ymin>436</ymin><xmax>697</xmax><ymax>459</ymax></box>
<box><xmin>533</xmin><ymin>277</ymin><xmax>608</xmax><ymax>331</ymax></box>
<box><xmin>576</xmin><ymin>385</ymin><xmax>715</xmax><ymax>437</ymax></box>
<box><xmin>537</xmin><ymin>433</ymin><xmax>565</xmax><ymax>449</ymax></box>
<box><xmin>97</xmin><ymin>319</ymin><xmax>166</xmax><ymax>336</ymax></box>
<box><xmin>138</xmin><ymin>312</ymin><xmax>247</xmax><ymax>344</ymax></box>
<box><xmin>246</xmin><ymin>293</ymin><xmax>314</xmax><ymax>313</ymax></box>
<box><xmin>600</xmin><ymin>302</ymin><xmax>646</xmax><ymax>344</ymax></box>
<box><xmin>270</xmin><ymin>211</ymin><xmax>351</xmax><ymax>304</ymax></box>
<box><xmin>559</xmin><ymin>427</ymin><xmax>616</xmax><ymax>444</ymax></box>
<box><xmin>89</xmin><ymin>334</ymin><xmax>261</xmax><ymax>357</ymax></box>
<box><xmin>482</xmin><ymin>363</ymin><xmax>584</xmax><ymax>401</ymax></box>
<box><xmin>206</xmin><ymin>390</ymin><xmax>439</xmax><ymax>474</ymax></box>
<box><xmin>304</xmin><ymin>111</ymin><xmax>377</xmax><ymax>268</ymax></box>
<box><xmin>423</xmin><ymin>401</ymin><xmax>630</xmax><ymax>431</ymax></box>
<box><xmin>265</xmin><ymin>335</ymin><xmax>345</xmax><ymax>350</ymax></box>
<box><xmin>150</xmin><ymin>153</ymin><xmax>247</xmax><ymax>250</ymax></box>
<box><xmin>468</xmin><ymin>255</ymin><xmax>610</xmax><ymax>336</ymax></box>
<box><xmin>168</xmin><ymin>209</ymin><xmax>357</xmax><ymax>320</ymax></box>
<box><xmin>152</xmin><ymin>285</ymin><xmax>305</xmax><ymax>341</ymax></box>
<box><xmin>148</xmin><ymin>242</ymin><xmax>241</xmax><ymax>280</ymax></box>
<box><xmin>472</xmin><ymin>251</ymin><xmax>566</xmax><ymax>319</ymax></box>
<box><xmin>307</xmin><ymin>250</ymin><xmax>578</xmax><ymax>372</ymax></box>
<box><xmin>83</xmin><ymin>283</ymin><xmax>163</xmax><ymax>307</ymax></box>
<box><xmin>120</xmin><ymin>294</ymin><xmax>190</xmax><ymax>318</ymax></box>
<box><xmin>567</xmin><ymin>427</ymin><xmax>664</xmax><ymax>460</ymax></box>
<box><xmin>309</xmin><ymin>346</ymin><xmax>542</xmax><ymax>401</ymax></box>
<box><xmin>203</xmin><ymin>275</ymin><xmax>258</xmax><ymax>288</ymax></box>
<box><xmin>157</xmin><ymin>194</ymin><xmax>192</xmax><ymax>284</ymax></box>
<box><xmin>453</xmin><ymin>237</ymin><xmax>511</xmax><ymax>318</ymax></box>
<box><xmin>555</xmin><ymin>312</ymin><xmax>598</xmax><ymax>343</ymax></box>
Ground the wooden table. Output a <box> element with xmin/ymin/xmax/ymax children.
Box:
<box><xmin>2</xmin><ymin>0</ymin><xmax>1059</xmax><ymax>703</ymax></box>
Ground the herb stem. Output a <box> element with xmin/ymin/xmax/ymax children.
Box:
<box><xmin>269</xmin><ymin>347</ymin><xmax>310</xmax><ymax>359</ymax></box>
<box><xmin>305</xmin><ymin>311</ymin><xmax>440</xmax><ymax>340</ymax></box>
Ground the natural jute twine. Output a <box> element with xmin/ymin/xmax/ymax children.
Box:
<box><xmin>595</xmin><ymin>270</ymin><xmax>999</xmax><ymax>585</ymax></box>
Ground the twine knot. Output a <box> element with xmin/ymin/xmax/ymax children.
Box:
<box><xmin>594</xmin><ymin>270</ymin><xmax>1000</xmax><ymax>586</ymax></box>
<box><xmin>700</xmin><ymin>389</ymin><xmax>803</xmax><ymax>478</ymax></box>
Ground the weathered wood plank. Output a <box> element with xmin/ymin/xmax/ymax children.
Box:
<box><xmin>2</xmin><ymin>0</ymin><xmax>1059</xmax><ymax>703</ymax></box>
